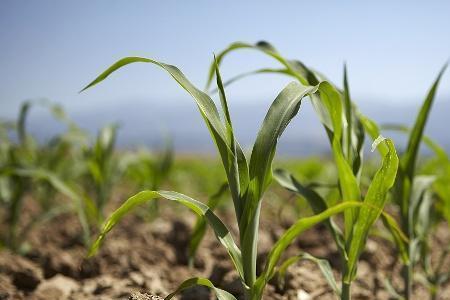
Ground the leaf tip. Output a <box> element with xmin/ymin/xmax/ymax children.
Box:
<box><xmin>371</xmin><ymin>135</ymin><xmax>386</xmax><ymax>152</ymax></box>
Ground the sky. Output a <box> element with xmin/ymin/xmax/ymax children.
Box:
<box><xmin>1</xmin><ymin>1</ymin><xmax>450</xmax><ymax>110</ymax></box>
<box><xmin>0</xmin><ymin>1</ymin><xmax>449</xmax><ymax>153</ymax></box>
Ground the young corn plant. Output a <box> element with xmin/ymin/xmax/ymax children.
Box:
<box><xmin>420</xmin><ymin>137</ymin><xmax>450</xmax><ymax>300</ymax></box>
<box><xmin>121</xmin><ymin>142</ymin><xmax>173</xmax><ymax>192</ymax></box>
<box><xmin>207</xmin><ymin>41</ymin><xmax>402</xmax><ymax>299</ymax></box>
<box><xmin>82</xmin><ymin>55</ymin><xmax>372</xmax><ymax>300</ymax></box>
<box><xmin>361</xmin><ymin>66</ymin><xmax>447</xmax><ymax>299</ymax></box>
<box><xmin>402</xmin><ymin>132</ymin><xmax>450</xmax><ymax>300</ymax></box>
<box><xmin>0</xmin><ymin>100</ymin><xmax>91</xmax><ymax>250</ymax></box>
<box><xmin>120</xmin><ymin>141</ymin><xmax>173</xmax><ymax>219</ymax></box>
<box><xmin>83</xmin><ymin>124</ymin><xmax>120</xmax><ymax>222</ymax></box>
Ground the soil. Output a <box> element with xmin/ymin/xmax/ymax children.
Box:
<box><xmin>1</xmin><ymin>200</ymin><xmax>449</xmax><ymax>300</ymax></box>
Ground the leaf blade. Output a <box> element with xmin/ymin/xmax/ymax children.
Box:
<box><xmin>87</xmin><ymin>190</ymin><xmax>244</xmax><ymax>280</ymax></box>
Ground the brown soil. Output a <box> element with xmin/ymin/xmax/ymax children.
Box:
<box><xmin>1</xmin><ymin>202</ymin><xmax>449</xmax><ymax>300</ymax></box>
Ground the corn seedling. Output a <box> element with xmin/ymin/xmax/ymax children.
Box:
<box><xmin>81</xmin><ymin>53</ymin><xmax>378</xmax><ymax>300</ymax></box>
<box><xmin>0</xmin><ymin>100</ymin><xmax>91</xmax><ymax>250</ymax></box>
<box><xmin>82</xmin><ymin>124</ymin><xmax>118</xmax><ymax>222</ymax></box>
<box><xmin>380</xmin><ymin>122</ymin><xmax>450</xmax><ymax>299</ymax></box>
<box><xmin>206</xmin><ymin>41</ymin><xmax>402</xmax><ymax>299</ymax></box>
<box><xmin>360</xmin><ymin>66</ymin><xmax>447</xmax><ymax>299</ymax></box>
<box><xmin>120</xmin><ymin>140</ymin><xmax>173</xmax><ymax>218</ymax></box>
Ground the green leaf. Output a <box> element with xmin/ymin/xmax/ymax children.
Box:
<box><xmin>213</xmin><ymin>58</ymin><xmax>248</xmax><ymax>220</ymax></box>
<box><xmin>253</xmin><ymin>201</ymin><xmax>363</xmax><ymax>297</ymax></box>
<box><xmin>207</xmin><ymin>41</ymin><xmax>337</xmax><ymax>131</ymax></box>
<box><xmin>381</xmin><ymin>124</ymin><xmax>449</xmax><ymax>163</ymax></box>
<box><xmin>81</xmin><ymin>57</ymin><xmax>228</xmax><ymax>150</ymax></box>
<box><xmin>274</xmin><ymin>168</ymin><xmax>346</xmax><ymax>255</ymax></box>
<box><xmin>206</xmin><ymin>41</ymin><xmax>314</xmax><ymax>90</ymax></box>
<box><xmin>345</xmin><ymin>139</ymin><xmax>399</xmax><ymax>282</ymax></box>
<box><xmin>81</xmin><ymin>56</ymin><xmax>247</xmax><ymax>222</ymax></box>
<box><xmin>87</xmin><ymin>190</ymin><xmax>244</xmax><ymax>280</ymax></box>
<box><xmin>209</xmin><ymin>67</ymin><xmax>291</xmax><ymax>94</ymax></box>
<box><xmin>402</xmin><ymin>64</ymin><xmax>447</xmax><ymax>179</ymax></box>
<box><xmin>209</xmin><ymin>43</ymin><xmax>363</xmax><ymax>241</ymax></box>
<box><xmin>409</xmin><ymin>176</ymin><xmax>435</xmax><ymax>265</ymax></box>
<box><xmin>246</xmin><ymin>81</ymin><xmax>318</xmax><ymax>207</ymax></box>
<box><xmin>380</xmin><ymin>212</ymin><xmax>409</xmax><ymax>264</ymax></box>
<box><xmin>277</xmin><ymin>252</ymin><xmax>340</xmax><ymax>295</ymax></box>
<box><xmin>17</xmin><ymin>99</ymin><xmax>77</xmax><ymax>147</ymax></box>
<box><xmin>4</xmin><ymin>168</ymin><xmax>91</xmax><ymax>246</ymax></box>
<box><xmin>317</xmin><ymin>82</ymin><xmax>360</xmax><ymax>239</ymax></box>
<box><xmin>239</xmin><ymin>81</ymin><xmax>318</xmax><ymax>286</ymax></box>
<box><xmin>17</xmin><ymin>101</ymin><xmax>31</xmax><ymax>146</ymax></box>
<box><xmin>188</xmin><ymin>182</ymin><xmax>229</xmax><ymax>266</ymax></box>
<box><xmin>165</xmin><ymin>277</ymin><xmax>237</xmax><ymax>300</ymax></box>
<box><xmin>343</xmin><ymin>64</ymin><xmax>353</xmax><ymax>164</ymax></box>
<box><xmin>358</xmin><ymin>114</ymin><xmax>389</xmax><ymax>157</ymax></box>
<box><xmin>96</xmin><ymin>124</ymin><xmax>118</xmax><ymax>159</ymax></box>
<box><xmin>396</xmin><ymin>64</ymin><xmax>447</xmax><ymax>219</ymax></box>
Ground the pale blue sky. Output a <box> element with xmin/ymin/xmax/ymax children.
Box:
<box><xmin>1</xmin><ymin>1</ymin><xmax>450</xmax><ymax>117</ymax></box>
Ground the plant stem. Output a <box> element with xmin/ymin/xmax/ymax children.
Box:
<box><xmin>401</xmin><ymin>264</ymin><xmax>412</xmax><ymax>300</ymax></box>
<box><xmin>341</xmin><ymin>282</ymin><xmax>351</xmax><ymax>300</ymax></box>
<box><xmin>241</xmin><ymin>206</ymin><xmax>261</xmax><ymax>288</ymax></box>
<box><xmin>430</xmin><ymin>283</ymin><xmax>438</xmax><ymax>300</ymax></box>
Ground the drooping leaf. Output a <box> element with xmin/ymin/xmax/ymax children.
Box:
<box><xmin>165</xmin><ymin>277</ymin><xmax>237</xmax><ymax>300</ymax></box>
<box><xmin>206</xmin><ymin>41</ymin><xmax>314</xmax><ymax>91</ymax></box>
<box><xmin>209</xmin><ymin>67</ymin><xmax>291</xmax><ymax>94</ymax></box>
<box><xmin>253</xmin><ymin>201</ymin><xmax>364</xmax><ymax>297</ymax></box>
<box><xmin>4</xmin><ymin>168</ymin><xmax>91</xmax><ymax>246</ymax></box>
<box><xmin>382</xmin><ymin>123</ymin><xmax>449</xmax><ymax>163</ymax></box>
<box><xmin>274</xmin><ymin>168</ymin><xmax>345</xmax><ymax>255</ymax></box>
<box><xmin>380</xmin><ymin>213</ymin><xmax>409</xmax><ymax>264</ymax></box>
<box><xmin>87</xmin><ymin>190</ymin><xmax>244</xmax><ymax>280</ymax></box>
<box><xmin>188</xmin><ymin>182</ymin><xmax>229</xmax><ymax>266</ymax></box>
<box><xmin>81</xmin><ymin>56</ymin><xmax>247</xmax><ymax>222</ymax></box>
<box><xmin>277</xmin><ymin>252</ymin><xmax>340</xmax><ymax>295</ymax></box>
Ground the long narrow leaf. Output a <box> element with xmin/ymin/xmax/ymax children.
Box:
<box><xmin>81</xmin><ymin>56</ymin><xmax>249</xmax><ymax>221</ymax></box>
<box><xmin>206</xmin><ymin>41</ymin><xmax>313</xmax><ymax>90</ymax></box>
<box><xmin>396</xmin><ymin>65</ymin><xmax>447</xmax><ymax>221</ymax></box>
<box><xmin>345</xmin><ymin>139</ymin><xmax>399</xmax><ymax>282</ymax></box>
<box><xmin>165</xmin><ymin>277</ymin><xmax>237</xmax><ymax>300</ymax></box>
<box><xmin>317</xmin><ymin>82</ymin><xmax>360</xmax><ymax>238</ymax></box>
<box><xmin>5</xmin><ymin>168</ymin><xmax>91</xmax><ymax>246</ymax></box>
<box><xmin>213</xmin><ymin>58</ymin><xmax>247</xmax><ymax>220</ymax></box>
<box><xmin>253</xmin><ymin>201</ymin><xmax>363</xmax><ymax>297</ymax></box>
<box><xmin>188</xmin><ymin>183</ymin><xmax>229</xmax><ymax>266</ymax></box>
<box><xmin>402</xmin><ymin>64</ymin><xmax>447</xmax><ymax>178</ymax></box>
<box><xmin>239</xmin><ymin>81</ymin><xmax>317</xmax><ymax>285</ymax></box>
<box><xmin>274</xmin><ymin>168</ymin><xmax>345</xmax><ymax>255</ymax></box>
<box><xmin>277</xmin><ymin>252</ymin><xmax>340</xmax><ymax>295</ymax></box>
<box><xmin>87</xmin><ymin>190</ymin><xmax>244</xmax><ymax>280</ymax></box>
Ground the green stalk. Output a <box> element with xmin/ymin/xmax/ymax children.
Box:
<box><xmin>430</xmin><ymin>283</ymin><xmax>438</xmax><ymax>300</ymax></box>
<box><xmin>341</xmin><ymin>282</ymin><xmax>351</xmax><ymax>300</ymax></box>
<box><xmin>240</xmin><ymin>202</ymin><xmax>261</xmax><ymax>289</ymax></box>
<box><xmin>8</xmin><ymin>179</ymin><xmax>25</xmax><ymax>251</ymax></box>
<box><xmin>402</xmin><ymin>263</ymin><xmax>412</xmax><ymax>300</ymax></box>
